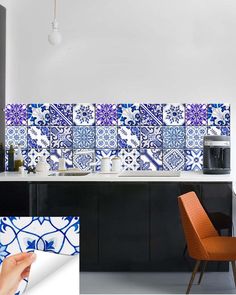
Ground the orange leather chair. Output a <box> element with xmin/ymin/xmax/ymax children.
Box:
<box><xmin>178</xmin><ymin>191</ymin><xmax>236</xmax><ymax>294</ymax></box>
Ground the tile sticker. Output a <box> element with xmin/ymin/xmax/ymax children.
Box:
<box><xmin>5</xmin><ymin>104</ymin><xmax>27</xmax><ymax>126</ymax></box>
<box><xmin>73</xmin><ymin>103</ymin><xmax>95</xmax><ymax>126</ymax></box>
<box><xmin>50</xmin><ymin>104</ymin><xmax>73</xmax><ymax>126</ymax></box>
<box><xmin>0</xmin><ymin>216</ymin><xmax>80</xmax><ymax>295</ymax></box>
<box><xmin>3</xmin><ymin>102</ymin><xmax>231</xmax><ymax>172</ymax></box>
<box><xmin>185</xmin><ymin>149</ymin><xmax>203</xmax><ymax>171</ymax></box>
<box><xmin>96</xmin><ymin>104</ymin><xmax>117</xmax><ymax>126</ymax></box>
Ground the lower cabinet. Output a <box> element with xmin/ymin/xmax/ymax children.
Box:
<box><xmin>0</xmin><ymin>181</ymin><xmax>232</xmax><ymax>271</ymax></box>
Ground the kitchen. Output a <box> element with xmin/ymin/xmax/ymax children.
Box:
<box><xmin>0</xmin><ymin>1</ymin><xmax>236</xmax><ymax>294</ymax></box>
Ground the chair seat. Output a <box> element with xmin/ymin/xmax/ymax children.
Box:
<box><xmin>202</xmin><ymin>236</ymin><xmax>236</xmax><ymax>261</ymax></box>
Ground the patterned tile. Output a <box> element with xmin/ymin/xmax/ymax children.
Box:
<box><xmin>117</xmin><ymin>103</ymin><xmax>140</xmax><ymax>126</ymax></box>
<box><xmin>185</xmin><ymin>149</ymin><xmax>203</xmax><ymax>171</ymax></box>
<box><xmin>73</xmin><ymin>126</ymin><xmax>95</xmax><ymax>149</ymax></box>
<box><xmin>50</xmin><ymin>149</ymin><xmax>73</xmax><ymax>170</ymax></box>
<box><xmin>73</xmin><ymin>103</ymin><xmax>95</xmax><ymax>126</ymax></box>
<box><xmin>140</xmin><ymin>149</ymin><xmax>163</xmax><ymax>171</ymax></box>
<box><xmin>5</xmin><ymin>126</ymin><xmax>27</xmax><ymax>148</ymax></box>
<box><xmin>50</xmin><ymin>126</ymin><xmax>73</xmax><ymax>149</ymax></box>
<box><xmin>28</xmin><ymin>126</ymin><xmax>50</xmax><ymax>149</ymax></box>
<box><xmin>163</xmin><ymin>149</ymin><xmax>185</xmax><ymax>171</ymax></box>
<box><xmin>140</xmin><ymin>126</ymin><xmax>162</xmax><ymax>149</ymax></box>
<box><xmin>162</xmin><ymin>126</ymin><xmax>185</xmax><ymax>149</ymax></box>
<box><xmin>0</xmin><ymin>217</ymin><xmax>79</xmax><ymax>295</ymax></box>
<box><xmin>163</xmin><ymin>103</ymin><xmax>185</xmax><ymax>126</ymax></box>
<box><xmin>5</xmin><ymin>104</ymin><xmax>27</xmax><ymax>126</ymax></box>
<box><xmin>207</xmin><ymin>103</ymin><xmax>230</xmax><ymax>126</ymax></box>
<box><xmin>96</xmin><ymin>104</ymin><xmax>117</xmax><ymax>126</ymax></box>
<box><xmin>95</xmin><ymin>149</ymin><xmax>118</xmax><ymax>171</ymax></box>
<box><xmin>118</xmin><ymin>149</ymin><xmax>140</xmax><ymax>171</ymax></box>
<box><xmin>73</xmin><ymin>149</ymin><xmax>95</xmax><ymax>171</ymax></box>
<box><xmin>27</xmin><ymin>104</ymin><xmax>50</xmax><ymax>126</ymax></box>
<box><xmin>96</xmin><ymin>126</ymin><xmax>117</xmax><ymax>149</ymax></box>
<box><xmin>50</xmin><ymin>104</ymin><xmax>73</xmax><ymax>126</ymax></box>
<box><xmin>186</xmin><ymin>126</ymin><xmax>207</xmax><ymax>149</ymax></box>
<box><xmin>140</xmin><ymin>104</ymin><xmax>163</xmax><ymax>126</ymax></box>
<box><xmin>27</xmin><ymin>149</ymin><xmax>50</xmax><ymax>167</ymax></box>
<box><xmin>185</xmin><ymin>104</ymin><xmax>207</xmax><ymax>126</ymax></box>
<box><xmin>118</xmin><ymin>126</ymin><xmax>140</xmax><ymax>148</ymax></box>
<box><xmin>207</xmin><ymin>126</ymin><xmax>230</xmax><ymax>136</ymax></box>
<box><xmin>5</xmin><ymin>149</ymin><xmax>28</xmax><ymax>170</ymax></box>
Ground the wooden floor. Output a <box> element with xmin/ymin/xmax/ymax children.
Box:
<box><xmin>81</xmin><ymin>270</ymin><xmax>236</xmax><ymax>294</ymax></box>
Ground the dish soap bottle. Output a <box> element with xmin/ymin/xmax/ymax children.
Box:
<box><xmin>14</xmin><ymin>145</ymin><xmax>24</xmax><ymax>172</ymax></box>
<box><xmin>8</xmin><ymin>145</ymin><xmax>15</xmax><ymax>172</ymax></box>
<box><xmin>0</xmin><ymin>143</ymin><xmax>5</xmax><ymax>172</ymax></box>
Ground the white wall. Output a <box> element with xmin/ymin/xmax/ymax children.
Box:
<box><xmin>1</xmin><ymin>0</ymin><xmax>236</xmax><ymax>174</ymax></box>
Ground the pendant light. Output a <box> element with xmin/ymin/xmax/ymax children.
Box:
<box><xmin>48</xmin><ymin>0</ymin><xmax>62</xmax><ymax>46</ymax></box>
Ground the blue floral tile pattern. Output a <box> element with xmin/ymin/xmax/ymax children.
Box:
<box><xmin>96</xmin><ymin>104</ymin><xmax>117</xmax><ymax>126</ymax></box>
<box><xmin>117</xmin><ymin>104</ymin><xmax>140</xmax><ymax>126</ymax></box>
<box><xmin>185</xmin><ymin>104</ymin><xmax>207</xmax><ymax>126</ymax></box>
<box><xmin>207</xmin><ymin>126</ymin><xmax>230</xmax><ymax>136</ymax></box>
<box><xmin>27</xmin><ymin>149</ymin><xmax>50</xmax><ymax>167</ymax></box>
<box><xmin>96</xmin><ymin>126</ymin><xmax>117</xmax><ymax>149</ymax></box>
<box><xmin>140</xmin><ymin>126</ymin><xmax>162</xmax><ymax>149</ymax></box>
<box><xmin>0</xmin><ymin>217</ymin><xmax>79</xmax><ymax>295</ymax></box>
<box><xmin>73</xmin><ymin>149</ymin><xmax>95</xmax><ymax>171</ymax></box>
<box><xmin>163</xmin><ymin>126</ymin><xmax>185</xmax><ymax>149</ymax></box>
<box><xmin>185</xmin><ymin>149</ymin><xmax>203</xmax><ymax>171</ymax></box>
<box><xmin>140</xmin><ymin>149</ymin><xmax>163</xmax><ymax>171</ymax></box>
<box><xmin>95</xmin><ymin>149</ymin><xmax>118</xmax><ymax>171</ymax></box>
<box><xmin>27</xmin><ymin>104</ymin><xmax>50</xmax><ymax>126</ymax></box>
<box><xmin>207</xmin><ymin>104</ymin><xmax>230</xmax><ymax>126</ymax></box>
<box><xmin>163</xmin><ymin>149</ymin><xmax>185</xmax><ymax>171</ymax></box>
<box><xmin>50</xmin><ymin>149</ymin><xmax>73</xmax><ymax>170</ymax></box>
<box><xmin>118</xmin><ymin>126</ymin><xmax>140</xmax><ymax>148</ymax></box>
<box><xmin>118</xmin><ymin>149</ymin><xmax>140</xmax><ymax>171</ymax></box>
<box><xmin>50</xmin><ymin>104</ymin><xmax>73</xmax><ymax>126</ymax></box>
<box><xmin>163</xmin><ymin>104</ymin><xmax>185</xmax><ymax>126</ymax></box>
<box><xmin>73</xmin><ymin>103</ymin><xmax>95</xmax><ymax>126</ymax></box>
<box><xmin>140</xmin><ymin>104</ymin><xmax>163</xmax><ymax>126</ymax></box>
<box><xmin>5</xmin><ymin>104</ymin><xmax>27</xmax><ymax>126</ymax></box>
<box><xmin>5</xmin><ymin>126</ymin><xmax>27</xmax><ymax>148</ymax></box>
<box><xmin>27</xmin><ymin>126</ymin><xmax>50</xmax><ymax>149</ymax></box>
<box><xmin>186</xmin><ymin>126</ymin><xmax>207</xmax><ymax>149</ymax></box>
<box><xmin>73</xmin><ymin>126</ymin><xmax>95</xmax><ymax>149</ymax></box>
<box><xmin>50</xmin><ymin>126</ymin><xmax>73</xmax><ymax>149</ymax></box>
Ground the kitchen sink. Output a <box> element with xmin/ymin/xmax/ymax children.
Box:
<box><xmin>49</xmin><ymin>171</ymin><xmax>90</xmax><ymax>176</ymax></box>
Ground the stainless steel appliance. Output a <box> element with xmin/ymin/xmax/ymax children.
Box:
<box><xmin>203</xmin><ymin>135</ymin><xmax>230</xmax><ymax>174</ymax></box>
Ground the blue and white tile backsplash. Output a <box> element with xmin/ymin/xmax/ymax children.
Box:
<box><xmin>4</xmin><ymin>103</ymin><xmax>231</xmax><ymax>171</ymax></box>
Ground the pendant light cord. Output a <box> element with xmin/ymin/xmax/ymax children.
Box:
<box><xmin>54</xmin><ymin>0</ymin><xmax>57</xmax><ymax>20</ymax></box>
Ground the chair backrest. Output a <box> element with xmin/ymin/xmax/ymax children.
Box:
<box><xmin>178</xmin><ymin>192</ymin><xmax>218</xmax><ymax>260</ymax></box>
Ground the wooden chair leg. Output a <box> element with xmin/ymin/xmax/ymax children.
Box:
<box><xmin>231</xmin><ymin>261</ymin><xmax>236</xmax><ymax>287</ymax></box>
<box><xmin>186</xmin><ymin>260</ymin><xmax>201</xmax><ymax>294</ymax></box>
<box><xmin>198</xmin><ymin>261</ymin><xmax>207</xmax><ymax>285</ymax></box>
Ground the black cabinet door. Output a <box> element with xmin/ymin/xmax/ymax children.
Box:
<box><xmin>99</xmin><ymin>183</ymin><xmax>149</xmax><ymax>269</ymax></box>
<box><xmin>36</xmin><ymin>182</ymin><xmax>98</xmax><ymax>269</ymax></box>
<box><xmin>150</xmin><ymin>183</ymin><xmax>187</xmax><ymax>271</ymax></box>
<box><xmin>0</xmin><ymin>182</ymin><xmax>29</xmax><ymax>216</ymax></box>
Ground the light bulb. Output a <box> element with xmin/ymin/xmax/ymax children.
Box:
<box><xmin>48</xmin><ymin>20</ymin><xmax>62</xmax><ymax>46</ymax></box>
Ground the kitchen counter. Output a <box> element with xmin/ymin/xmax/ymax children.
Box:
<box><xmin>0</xmin><ymin>171</ymin><xmax>234</xmax><ymax>182</ymax></box>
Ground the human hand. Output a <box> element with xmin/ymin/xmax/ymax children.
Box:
<box><xmin>0</xmin><ymin>252</ymin><xmax>36</xmax><ymax>295</ymax></box>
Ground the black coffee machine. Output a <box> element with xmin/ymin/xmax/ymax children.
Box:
<box><xmin>203</xmin><ymin>135</ymin><xmax>230</xmax><ymax>174</ymax></box>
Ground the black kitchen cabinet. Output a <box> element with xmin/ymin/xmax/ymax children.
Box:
<box><xmin>0</xmin><ymin>182</ymin><xmax>29</xmax><ymax>216</ymax></box>
<box><xmin>150</xmin><ymin>183</ymin><xmax>186</xmax><ymax>271</ymax></box>
<box><xmin>98</xmin><ymin>183</ymin><xmax>149</xmax><ymax>270</ymax></box>
<box><xmin>0</xmin><ymin>181</ymin><xmax>232</xmax><ymax>271</ymax></box>
<box><xmin>35</xmin><ymin>182</ymin><xmax>99</xmax><ymax>269</ymax></box>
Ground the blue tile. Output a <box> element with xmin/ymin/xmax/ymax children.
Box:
<box><xmin>163</xmin><ymin>126</ymin><xmax>185</xmax><ymax>149</ymax></box>
<box><xmin>96</xmin><ymin>126</ymin><xmax>117</xmax><ymax>149</ymax></box>
<box><xmin>50</xmin><ymin>126</ymin><xmax>73</xmax><ymax>149</ymax></box>
<box><xmin>163</xmin><ymin>149</ymin><xmax>185</xmax><ymax>171</ymax></box>
<box><xmin>117</xmin><ymin>104</ymin><xmax>140</xmax><ymax>126</ymax></box>
<box><xmin>140</xmin><ymin>126</ymin><xmax>162</xmax><ymax>149</ymax></box>
<box><xmin>140</xmin><ymin>149</ymin><xmax>163</xmax><ymax>171</ymax></box>
<box><xmin>118</xmin><ymin>126</ymin><xmax>140</xmax><ymax>148</ymax></box>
